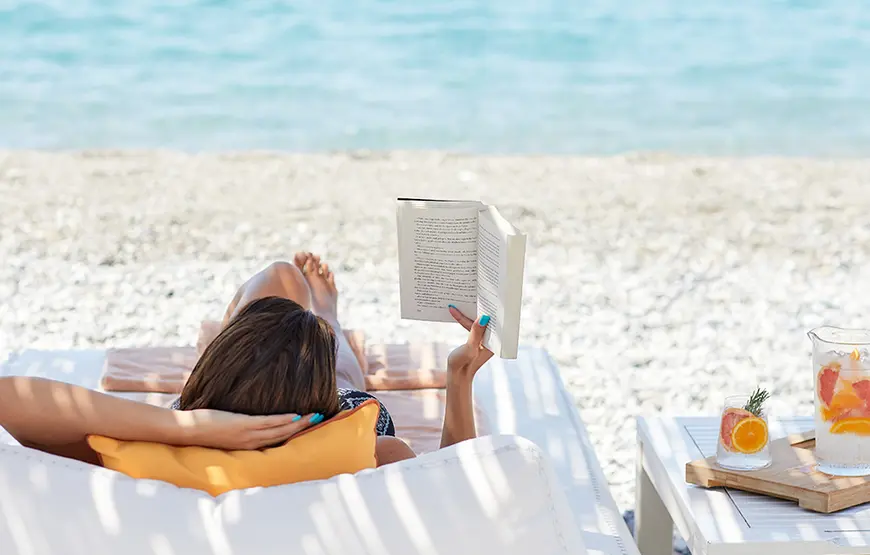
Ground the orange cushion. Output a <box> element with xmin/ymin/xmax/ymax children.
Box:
<box><xmin>87</xmin><ymin>399</ymin><xmax>379</xmax><ymax>496</ymax></box>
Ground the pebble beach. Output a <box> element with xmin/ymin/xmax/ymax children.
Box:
<box><xmin>2</xmin><ymin>150</ymin><xmax>870</xmax><ymax>512</ymax></box>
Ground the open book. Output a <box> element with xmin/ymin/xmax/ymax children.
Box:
<box><xmin>397</xmin><ymin>198</ymin><xmax>527</xmax><ymax>359</ymax></box>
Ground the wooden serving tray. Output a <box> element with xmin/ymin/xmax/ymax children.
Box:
<box><xmin>686</xmin><ymin>430</ymin><xmax>870</xmax><ymax>513</ymax></box>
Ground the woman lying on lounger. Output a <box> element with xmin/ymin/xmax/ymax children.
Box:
<box><xmin>0</xmin><ymin>254</ymin><xmax>492</xmax><ymax>467</ymax></box>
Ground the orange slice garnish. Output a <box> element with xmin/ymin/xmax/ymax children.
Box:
<box><xmin>830</xmin><ymin>417</ymin><xmax>870</xmax><ymax>436</ymax></box>
<box><xmin>719</xmin><ymin>408</ymin><xmax>752</xmax><ymax>451</ymax></box>
<box><xmin>730</xmin><ymin>416</ymin><xmax>768</xmax><ymax>454</ymax></box>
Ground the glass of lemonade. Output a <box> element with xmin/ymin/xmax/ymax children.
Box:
<box><xmin>717</xmin><ymin>389</ymin><xmax>771</xmax><ymax>471</ymax></box>
<box><xmin>810</xmin><ymin>326</ymin><xmax>870</xmax><ymax>476</ymax></box>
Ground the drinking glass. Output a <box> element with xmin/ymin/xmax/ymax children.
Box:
<box><xmin>716</xmin><ymin>394</ymin><xmax>771</xmax><ymax>471</ymax></box>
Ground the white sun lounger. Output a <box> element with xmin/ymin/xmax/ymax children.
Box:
<box><xmin>0</xmin><ymin>346</ymin><xmax>637</xmax><ymax>555</ymax></box>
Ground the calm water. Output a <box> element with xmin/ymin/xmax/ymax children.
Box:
<box><xmin>2</xmin><ymin>1</ymin><xmax>870</xmax><ymax>154</ymax></box>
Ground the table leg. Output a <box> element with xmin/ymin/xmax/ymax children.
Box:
<box><xmin>635</xmin><ymin>442</ymin><xmax>674</xmax><ymax>555</ymax></box>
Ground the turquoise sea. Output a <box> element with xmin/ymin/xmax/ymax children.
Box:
<box><xmin>1</xmin><ymin>1</ymin><xmax>869</xmax><ymax>154</ymax></box>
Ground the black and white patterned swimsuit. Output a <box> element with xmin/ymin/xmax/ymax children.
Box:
<box><xmin>171</xmin><ymin>389</ymin><xmax>395</xmax><ymax>437</ymax></box>
<box><xmin>338</xmin><ymin>388</ymin><xmax>395</xmax><ymax>437</ymax></box>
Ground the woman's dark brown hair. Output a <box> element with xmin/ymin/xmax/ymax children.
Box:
<box><xmin>177</xmin><ymin>296</ymin><xmax>341</xmax><ymax>418</ymax></box>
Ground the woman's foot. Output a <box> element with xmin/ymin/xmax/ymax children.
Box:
<box><xmin>296</xmin><ymin>252</ymin><xmax>338</xmax><ymax>322</ymax></box>
<box><xmin>295</xmin><ymin>254</ymin><xmax>365</xmax><ymax>389</ymax></box>
<box><xmin>293</xmin><ymin>252</ymin><xmax>311</xmax><ymax>272</ymax></box>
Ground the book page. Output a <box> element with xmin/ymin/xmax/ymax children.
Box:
<box><xmin>476</xmin><ymin>209</ymin><xmax>509</xmax><ymax>355</ymax></box>
<box><xmin>477</xmin><ymin>206</ymin><xmax>525</xmax><ymax>358</ymax></box>
<box><xmin>397</xmin><ymin>199</ymin><xmax>482</xmax><ymax>322</ymax></box>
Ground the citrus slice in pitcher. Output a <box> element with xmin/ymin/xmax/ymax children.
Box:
<box><xmin>731</xmin><ymin>416</ymin><xmax>768</xmax><ymax>454</ymax></box>
<box><xmin>830</xmin><ymin>417</ymin><xmax>870</xmax><ymax>436</ymax></box>
<box><xmin>852</xmin><ymin>379</ymin><xmax>870</xmax><ymax>404</ymax></box>
<box><xmin>822</xmin><ymin>388</ymin><xmax>865</xmax><ymax>421</ymax></box>
<box><xmin>818</xmin><ymin>365</ymin><xmax>840</xmax><ymax>408</ymax></box>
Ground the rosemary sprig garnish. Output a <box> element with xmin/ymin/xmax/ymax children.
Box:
<box><xmin>743</xmin><ymin>387</ymin><xmax>770</xmax><ymax>417</ymax></box>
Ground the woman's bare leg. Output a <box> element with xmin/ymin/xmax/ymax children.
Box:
<box><xmin>222</xmin><ymin>258</ymin><xmax>313</xmax><ymax>326</ymax></box>
<box><xmin>296</xmin><ymin>253</ymin><xmax>366</xmax><ymax>391</ymax></box>
<box><xmin>220</xmin><ymin>256</ymin><xmax>366</xmax><ymax>391</ymax></box>
<box><xmin>376</xmin><ymin>436</ymin><xmax>416</xmax><ymax>465</ymax></box>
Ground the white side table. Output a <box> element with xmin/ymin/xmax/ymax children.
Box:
<box><xmin>636</xmin><ymin>416</ymin><xmax>870</xmax><ymax>555</ymax></box>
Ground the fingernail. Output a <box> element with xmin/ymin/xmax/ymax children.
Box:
<box><xmin>309</xmin><ymin>413</ymin><xmax>321</xmax><ymax>423</ymax></box>
<box><xmin>292</xmin><ymin>415</ymin><xmax>302</xmax><ymax>422</ymax></box>
<box><xmin>448</xmin><ymin>304</ymin><xmax>457</xmax><ymax>309</ymax></box>
<box><xmin>479</xmin><ymin>315</ymin><xmax>490</xmax><ymax>326</ymax></box>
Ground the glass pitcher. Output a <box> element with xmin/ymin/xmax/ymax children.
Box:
<box><xmin>809</xmin><ymin>326</ymin><xmax>870</xmax><ymax>476</ymax></box>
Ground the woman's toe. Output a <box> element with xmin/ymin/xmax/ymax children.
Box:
<box><xmin>293</xmin><ymin>252</ymin><xmax>308</xmax><ymax>270</ymax></box>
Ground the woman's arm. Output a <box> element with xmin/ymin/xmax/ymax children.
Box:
<box><xmin>441</xmin><ymin>308</ymin><xmax>493</xmax><ymax>448</ymax></box>
<box><xmin>370</xmin><ymin>309</ymin><xmax>491</xmax><ymax>466</ymax></box>
<box><xmin>441</xmin><ymin>373</ymin><xmax>477</xmax><ymax>448</ymax></box>
<box><xmin>0</xmin><ymin>377</ymin><xmax>315</xmax><ymax>464</ymax></box>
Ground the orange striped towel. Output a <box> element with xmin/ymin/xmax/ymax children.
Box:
<box><xmin>100</xmin><ymin>323</ymin><xmax>451</xmax><ymax>394</ymax></box>
<box><xmin>99</xmin><ymin>323</ymin><xmax>487</xmax><ymax>455</ymax></box>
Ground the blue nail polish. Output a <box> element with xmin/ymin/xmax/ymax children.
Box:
<box><xmin>309</xmin><ymin>414</ymin><xmax>321</xmax><ymax>423</ymax></box>
<box><xmin>448</xmin><ymin>304</ymin><xmax>457</xmax><ymax>310</ymax></box>
<box><xmin>292</xmin><ymin>415</ymin><xmax>302</xmax><ymax>422</ymax></box>
<box><xmin>479</xmin><ymin>315</ymin><xmax>490</xmax><ymax>326</ymax></box>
